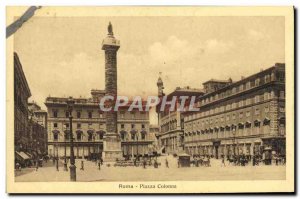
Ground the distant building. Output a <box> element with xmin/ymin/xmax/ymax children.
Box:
<box><xmin>45</xmin><ymin>90</ymin><xmax>155</xmax><ymax>159</ymax></box>
<box><xmin>28</xmin><ymin>101</ymin><xmax>48</xmax><ymax>156</ymax></box>
<box><xmin>184</xmin><ymin>63</ymin><xmax>285</xmax><ymax>159</ymax></box>
<box><xmin>14</xmin><ymin>52</ymin><xmax>31</xmax><ymax>156</ymax></box>
<box><xmin>156</xmin><ymin>77</ymin><xmax>205</xmax><ymax>154</ymax></box>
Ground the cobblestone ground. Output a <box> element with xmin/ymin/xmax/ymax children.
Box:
<box><xmin>15</xmin><ymin>155</ymin><xmax>286</xmax><ymax>182</ymax></box>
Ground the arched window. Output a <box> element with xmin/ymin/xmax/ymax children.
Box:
<box><xmin>88</xmin><ymin>131</ymin><xmax>93</xmax><ymax>141</ymax></box>
<box><xmin>76</xmin><ymin>131</ymin><xmax>82</xmax><ymax>141</ymax></box>
<box><xmin>120</xmin><ymin>130</ymin><xmax>127</xmax><ymax>141</ymax></box>
<box><xmin>53</xmin><ymin>133</ymin><xmax>58</xmax><ymax>141</ymax></box>
<box><xmin>64</xmin><ymin>130</ymin><xmax>70</xmax><ymax>140</ymax></box>
<box><xmin>52</xmin><ymin>130</ymin><xmax>59</xmax><ymax>141</ymax></box>
<box><xmin>97</xmin><ymin>130</ymin><xmax>105</xmax><ymax>140</ymax></box>
<box><xmin>141</xmin><ymin>130</ymin><xmax>147</xmax><ymax>140</ymax></box>
<box><xmin>130</xmin><ymin>129</ymin><xmax>137</xmax><ymax>140</ymax></box>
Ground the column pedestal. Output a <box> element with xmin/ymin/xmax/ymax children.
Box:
<box><xmin>102</xmin><ymin>134</ymin><xmax>123</xmax><ymax>162</ymax></box>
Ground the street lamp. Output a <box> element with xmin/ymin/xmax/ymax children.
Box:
<box><xmin>136</xmin><ymin>133</ymin><xmax>139</xmax><ymax>161</ymax></box>
<box><xmin>67</xmin><ymin>96</ymin><xmax>76</xmax><ymax>181</ymax></box>
<box><xmin>64</xmin><ymin>128</ymin><xmax>68</xmax><ymax>171</ymax></box>
<box><xmin>232</xmin><ymin>127</ymin><xmax>236</xmax><ymax>156</ymax></box>
<box><xmin>56</xmin><ymin>141</ymin><xmax>59</xmax><ymax>171</ymax></box>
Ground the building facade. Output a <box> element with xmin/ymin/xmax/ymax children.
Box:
<box><xmin>45</xmin><ymin>90</ymin><xmax>154</xmax><ymax>159</ymax></box>
<box><xmin>156</xmin><ymin>78</ymin><xmax>205</xmax><ymax>154</ymax></box>
<box><xmin>184</xmin><ymin>63</ymin><xmax>286</xmax><ymax>159</ymax></box>
<box><xmin>14</xmin><ymin>52</ymin><xmax>31</xmax><ymax>154</ymax></box>
<box><xmin>28</xmin><ymin>102</ymin><xmax>48</xmax><ymax>156</ymax></box>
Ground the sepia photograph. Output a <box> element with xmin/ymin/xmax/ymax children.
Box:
<box><xmin>6</xmin><ymin>6</ymin><xmax>294</xmax><ymax>193</ymax></box>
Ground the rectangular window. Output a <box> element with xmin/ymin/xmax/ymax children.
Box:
<box><xmin>121</xmin><ymin>124</ymin><xmax>125</xmax><ymax>129</ymax></box>
<box><xmin>280</xmin><ymin>106</ymin><xmax>285</xmax><ymax>112</ymax></box>
<box><xmin>278</xmin><ymin>72</ymin><xmax>285</xmax><ymax>82</ymax></box>
<box><xmin>53</xmin><ymin>123</ymin><xmax>58</xmax><ymax>128</ymax></box>
<box><xmin>77</xmin><ymin>111</ymin><xmax>81</xmax><ymax>118</ymax></box>
<box><xmin>77</xmin><ymin>123</ymin><xmax>81</xmax><ymax>128</ymax></box>
<box><xmin>53</xmin><ymin>111</ymin><xmax>58</xmax><ymax>118</ymax></box>
<box><xmin>246</xmin><ymin>111</ymin><xmax>250</xmax><ymax>117</ymax></box>
<box><xmin>239</xmin><ymin>100</ymin><xmax>243</xmax><ymax>107</ymax></box>
<box><xmin>280</xmin><ymin>91</ymin><xmax>285</xmax><ymax>98</ymax></box>
<box><xmin>255</xmin><ymin>108</ymin><xmax>260</xmax><ymax>115</ymax></box>
<box><xmin>232</xmin><ymin>114</ymin><xmax>236</xmax><ymax>120</ymax></box>
<box><xmin>142</xmin><ymin>124</ymin><xmax>145</xmax><ymax>129</ymax></box>
<box><xmin>246</xmin><ymin>82</ymin><xmax>251</xmax><ymax>89</ymax></box>
<box><xmin>239</xmin><ymin>112</ymin><xmax>243</xmax><ymax>118</ymax></box>
<box><xmin>65</xmin><ymin>111</ymin><xmax>69</xmax><ymax>118</ymax></box>
<box><xmin>120</xmin><ymin>112</ymin><xmax>125</xmax><ymax>119</ymax></box>
<box><xmin>254</xmin><ymin>95</ymin><xmax>260</xmax><ymax>103</ymax></box>
<box><xmin>239</xmin><ymin>84</ymin><xmax>244</xmax><ymax>92</ymax></box>
<box><xmin>265</xmin><ymin>74</ymin><xmax>270</xmax><ymax>83</ymax></box>
<box><xmin>65</xmin><ymin>123</ymin><xmax>69</xmax><ymax>128</ymax></box>
<box><xmin>255</xmin><ymin>78</ymin><xmax>260</xmax><ymax>86</ymax></box>
<box><xmin>232</xmin><ymin>102</ymin><xmax>236</xmax><ymax>109</ymax></box>
<box><xmin>246</xmin><ymin>98</ymin><xmax>251</xmax><ymax>105</ymax></box>
<box><xmin>265</xmin><ymin>106</ymin><xmax>269</xmax><ymax>113</ymax></box>
<box><xmin>131</xmin><ymin>124</ymin><xmax>135</xmax><ymax>129</ymax></box>
<box><xmin>232</xmin><ymin>87</ymin><xmax>236</xmax><ymax>94</ymax></box>
<box><xmin>226</xmin><ymin>115</ymin><xmax>230</xmax><ymax>121</ymax></box>
<box><xmin>88</xmin><ymin>112</ymin><xmax>92</xmax><ymax>119</ymax></box>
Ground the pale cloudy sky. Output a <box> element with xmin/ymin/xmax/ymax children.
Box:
<box><xmin>14</xmin><ymin>16</ymin><xmax>285</xmax><ymax>124</ymax></box>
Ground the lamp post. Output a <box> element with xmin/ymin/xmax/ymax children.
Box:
<box><xmin>136</xmin><ymin>133</ymin><xmax>139</xmax><ymax>161</ymax></box>
<box><xmin>64</xmin><ymin>128</ymin><xmax>68</xmax><ymax>171</ymax></box>
<box><xmin>56</xmin><ymin>141</ymin><xmax>59</xmax><ymax>171</ymax></box>
<box><xmin>67</xmin><ymin>96</ymin><xmax>76</xmax><ymax>181</ymax></box>
<box><xmin>232</xmin><ymin>127</ymin><xmax>236</xmax><ymax>156</ymax></box>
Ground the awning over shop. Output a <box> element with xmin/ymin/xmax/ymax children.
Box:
<box><xmin>264</xmin><ymin>117</ymin><xmax>270</xmax><ymax>122</ymax></box>
<box><xmin>254</xmin><ymin>119</ymin><xmax>261</xmax><ymax>123</ymax></box>
<box><xmin>24</xmin><ymin>152</ymin><xmax>33</xmax><ymax>159</ymax></box>
<box><xmin>15</xmin><ymin>151</ymin><xmax>31</xmax><ymax>160</ymax></box>
<box><xmin>245</xmin><ymin>121</ymin><xmax>251</xmax><ymax>124</ymax></box>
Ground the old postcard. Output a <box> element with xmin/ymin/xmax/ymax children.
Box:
<box><xmin>6</xmin><ymin>6</ymin><xmax>294</xmax><ymax>193</ymax></box>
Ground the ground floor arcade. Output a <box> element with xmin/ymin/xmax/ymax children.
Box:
<box><xmin>48</xmin><ymin>141</ymin><xmax>154</xmax><ymax>159</ymax></box>
<box><xmin>184</xmin><ymin>136</ymin><xmax>286</xmax><ymax>159</ymax></box>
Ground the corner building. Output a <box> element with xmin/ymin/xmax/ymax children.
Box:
<box><xmin>156</xmin><ymin>85</ymin><xmax>205</xmax><ymax>154</ymax></box>
<box><xmin>184</xmin><ymin>63</ymin><xmax>285</xmax><ymax>159</ymax></box>
<box><xmin>45</xmin><ymin>90</ymin><xmax>154</xmax><ymax>159</ymax></box>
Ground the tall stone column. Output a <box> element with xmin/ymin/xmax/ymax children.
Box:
<box><xmin>101</xmin><ymin>22</ymin><xmax>122</xmax><ymax>162</ymax></box>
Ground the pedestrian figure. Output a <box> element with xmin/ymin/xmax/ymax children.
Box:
<box><xmin>154</xmin><ymin>159</ymin><xmax>158</xmax><ymax>168</ymax></box>
<box><xmin>100</xmin><ymin>157</ymin><xmax>103</xmax><ymax>165</ymax></box>
<box><xmin>165</xmin><ymin>158</ymin><xmax>169</xmax><ymax>168</ymax></box>
<box><xmin>252</xmin><ymin>155</ymin><xmax>256</xmax><ymax>166</ymax></box>
<box><xmin>177</xmin><ymin>159</ymin><xmax>180</xmax><ymax>168</ymax></box>
<box><xmin>56</xmin><ymin>158</ymin><xmax>59</xmax><ymax>171</ymax></box>
<box><xmin>221</xmin><ymin>155</ymin><xmax>226</xmax><ymax>167</ymax></box>
<box><xmin>98</xmin><ymin>161</ymin><xmax>101</xmax><ymax>170</ymax></box>
<box><xmin>16</xmin><ymin>162</ymin><xmax>21</xmax><ymax>171</ymax></box>
<box><xmin>36</xmin><ymin>161</ymin><xmax>39</xmax><ymax>171</ymax></box>
<box><xmin>80</xmin><ymin>160</ymin><xmax>84</xmax><ymax>170</ymax></box>
<box><xmin>134</xmin><ymin>158</ymin><xmax>137</xmax><ymax>167</ymax></box>
<box><xmin>143</xmin><ymin>159</ymin><xmax>147</xmax><ymax>169</ymax></box>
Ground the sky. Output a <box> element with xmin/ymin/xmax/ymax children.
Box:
<box><xmin>13</xmin><ymin>16</ymin><xmax>285</xmax><ymax>124</ymax></box>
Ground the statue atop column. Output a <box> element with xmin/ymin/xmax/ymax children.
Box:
<box><xmin>108</xmin><ymin>22</ymin><xmax>113</xmax><ymax>36</ymax></box>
